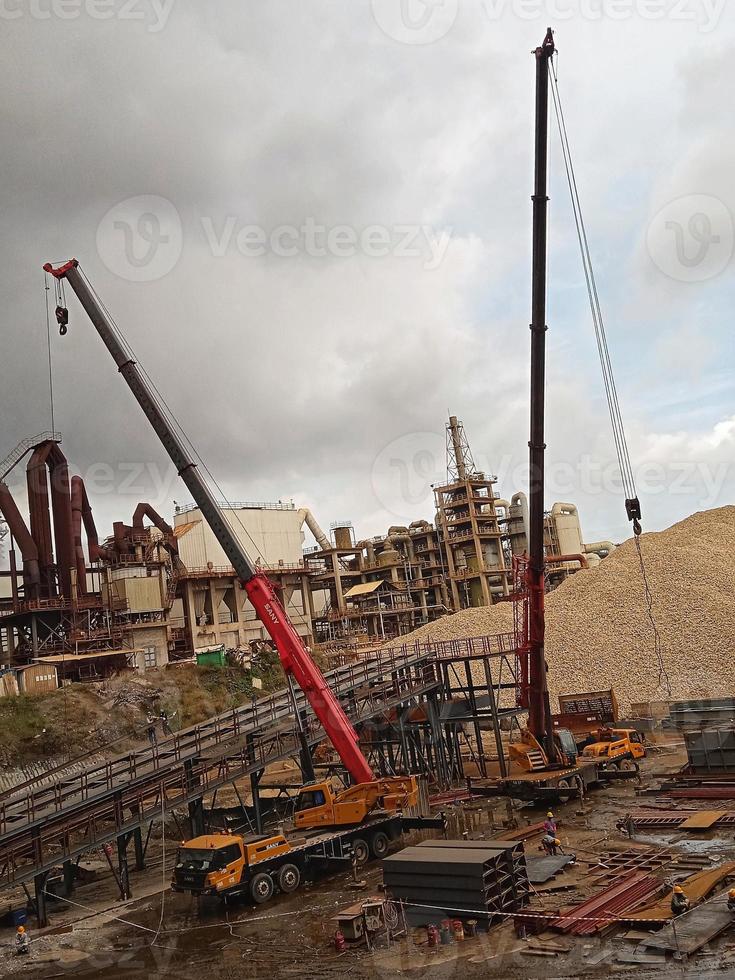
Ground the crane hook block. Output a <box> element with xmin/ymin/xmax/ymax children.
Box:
<box><xmin>55</xmin><ymin>305</ymin><xmax>69</xmax><ymax>336</ymax></box>
<box><xmin>625</xmin><ymin>496</ymin><xmax>642</xmax><ymax>535</ymax></box>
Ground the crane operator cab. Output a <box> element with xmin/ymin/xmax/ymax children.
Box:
<box><xmin>509</xmin><ymin>727</ymin><xmax>580</xmax><ymax>772</ymax></box>
<box><xmin>293</xmin><ymin>777</ymin><xmax>419</xmax><ymax>831</ymax></box>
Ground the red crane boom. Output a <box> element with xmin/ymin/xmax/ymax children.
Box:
<box><xmin>43</xmin><ymin>258</ymin><xmax>375</xmax><ymax>786</ymax></box>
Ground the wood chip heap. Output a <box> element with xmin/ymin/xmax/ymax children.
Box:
<box><xmin>396</xmin><ymin>506</ymin><xmax>735</xmax><ymax>711</ymax></box>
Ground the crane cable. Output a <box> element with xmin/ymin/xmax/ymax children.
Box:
<box><xmin>548</xmin><ymin>57</ymin><xmax>671</xmax><ymax>696</ymax></box>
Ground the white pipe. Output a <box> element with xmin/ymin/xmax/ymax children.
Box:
<box><xmin>298</xmin><ymin>508</ymin><xmax>331</xmax><ymax>552</ymax></box>
<box><xmin>583</xmin><ymin>540</ymin><xmax>615</xmax><ymax>558</ymax></box>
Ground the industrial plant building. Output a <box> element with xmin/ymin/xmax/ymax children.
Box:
<box><xmin>0</xmin><ymin>418</ymin><xmax>614</xmax><ymax>677</ymax></box>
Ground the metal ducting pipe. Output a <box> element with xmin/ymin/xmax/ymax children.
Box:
<box><xmin>551</xmin><ymin>502</ymin><xmax>579</xmax><ymax>517</ymax></box>
<box><xmin>0</xmin><ymin>481</ymin><xmax>41</xmax><ymax>596</ymax></box>
<box><xmin>355</xmin><ymin>539</ymin><xmax>376</xmax><ymax>566</ymax></box>
<box><xmin>70</xmin><ymin>477</ymin><xmax>88</xmax><ymax>595</ymax></box>
<box><xmin>546</xmin><ymin>552</ymin><xmax>589</xmax><ymax>569</ymax></box>
<box><xmin>27</xmin><ymin>441</ymin><xmax>74</xmax><ymax>598</ymax></box>
<box><xmin>583</xmin><ymin>540</ymin><xmax>615</xmax><ymax>559</ymax></box>
<box><xmin>386</xmin><ymin>532</ymin><xmax>415</xmax><ymax>562</ymax></box>
<box><xmin>298</xmin><ymin>508</ymin><xmax>331</xmax><ymax>552</ymax></box>
<box><xmin>132</xmin><ymin>501</ymin><xmax>174</xmax><ymax>536</ymax></box>
<box><xmin>70</xmin><ymin>476</ymin><xmax>112</xmax><ymax>562</ymax></box>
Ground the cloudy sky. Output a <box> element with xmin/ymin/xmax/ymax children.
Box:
<box><xmin>1</xmin><ymin>1</ymin><xmax>733</xmax><ymax>559</ymax></box>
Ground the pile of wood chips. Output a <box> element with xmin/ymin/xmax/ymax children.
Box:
<box><xmin>398</xmin><ymin>506</ymin><xmax>735</xmax><ymax>711</ymax></box>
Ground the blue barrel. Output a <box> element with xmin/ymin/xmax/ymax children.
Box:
<box><xmin>11</xmin><ymin>909</ymin><xmax>27</xmax><ymax>927</ymax></box>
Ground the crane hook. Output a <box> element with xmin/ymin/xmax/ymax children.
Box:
<box><xmin>55</xmin><ymin>305</ymin><xmax>69</xmax><ymax>336</ymax></box>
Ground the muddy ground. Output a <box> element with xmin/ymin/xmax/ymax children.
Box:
<box><xmin>3</xmin><ymin>738</ymin><xmax>735</xmax><ymax>979</ymax></box>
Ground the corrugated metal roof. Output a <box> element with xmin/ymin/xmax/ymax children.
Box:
<box><xmin>343</xmin><ymin>580</ymin><xmax>403</xmax><ymax>598</ymax></box>
<box><xmin>35</xmin><ymin>649</ymin><xmax>141</xmax><ymax>663</ymax></box>
<box><xmin>173</xmin><ymin>521</ymin><xmax>198</xmax><ymax>538</ymax></box>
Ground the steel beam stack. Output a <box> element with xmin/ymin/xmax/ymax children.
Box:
<box><xmin>382</xmin><ymin>839</ymin><xmax>529</xmax><ymax>921</ymax></box>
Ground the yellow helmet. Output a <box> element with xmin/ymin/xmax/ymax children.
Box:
<box><xmin>547</xmin><ymin>811</ymin><xmax>554</xmax><ymax>819</ymax></box>
<box><xmin>729</xmin><ymin>888</ymin><xmax>735</xmax><ymax>899</ymax></box>
<box><xmin>673</xmin><ymin>885</ymin><xmax>684</xmax><ymax>894</ymax></box>
<box><xmin>554</xmin><ymin>838</ymin><xmax>561</xmax><ymax>846</ymax></box>
<box><xmin>17</xmin><ymin>925</ymin><xmax>25</xmax><ymax>933</ymax></box>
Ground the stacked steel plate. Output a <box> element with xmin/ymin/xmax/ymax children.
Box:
<box><xmin>382</xmin><ymin>839</ymin><xmax>529</xmax><ymax>921</ymax></box>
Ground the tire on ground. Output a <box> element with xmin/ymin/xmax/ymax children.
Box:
<box><xmin>352</xmin><ymin>837</ymin><xmax>370</xmax><ymax>866</ymax></box>
<box><xmin>250</xmin><ymin>871</ymin><xmax>274</xmax><ymax>904</ymax></box>
<box><xmin>556</xmin><ymin>777</ymin><xmax>572</xmax><ymax>802</ymax></box>
<box><xmin>277</xmin><ymin>863</ymin><xmax>301</xmax><ymax>894</ymax></box>
<box><xmin>370</xmin><ymin>831</ymin><xmax>390</xmax><ymax>859</ymax></box>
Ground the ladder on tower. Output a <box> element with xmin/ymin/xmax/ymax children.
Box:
<box><xmin>0</xmin><ymin>431</ymin><xmax>62</xmax><ymax>482</ymax></box>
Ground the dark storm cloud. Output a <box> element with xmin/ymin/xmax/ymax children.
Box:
<box><xmin>1</xmin><ymin>3</ymin><xmax>733</xmax><ymax>553</ymax></box>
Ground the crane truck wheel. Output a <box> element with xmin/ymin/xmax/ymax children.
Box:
<box><xmin>250</xmin><ymin>872</ymin><xmax>275</xmax><ymax>904</ymax></box>
<box><xmin>619</xmin><ymin>758</ymin><xmax>637</xmax><ymax>772</ymax></box>
<box><xmin>277</xmin><ymin>863</ymin><xmax>301</xmax><ymax>894</ymax></box>
<box><xmin>606</xmin><ymin>761</ymin><xmax>620</xmax><ymax>772</ymax></box>
<box><xmin>370</xmin><ymin>831</ymin><xmax>390</xmax><ymax>859</ymax></box>
<box><xmin>351</xmin><ymin>838</ymin><xmax>370</xmax><ymax>867</ymax></box>
<box><xmin>556</xmin><ymin>778</ymin><xmax>572</xmax><ymax>803</ymax></box>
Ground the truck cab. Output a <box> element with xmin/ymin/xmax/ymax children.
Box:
<box><xmin>293</xmin><ymin>776</ymin><xmax>418</xmax><ymax>831</ymax></box>
<box><xmin>171</xmin><ymin>832</ymin><xmax>291</xmax><ymax>897</ymax></box>
<box><xmin>581</xmin><ymin>728</ymin><xmax>646</xmax><ymax>769</ymax></box>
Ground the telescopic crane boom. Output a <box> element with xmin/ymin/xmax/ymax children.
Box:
<box><xmin>526</xmin><ymin>28</ymin><xmax>556</xmax><ymax>757</ymax></box>
<box><xmin>43</xmin><ymin>258</ymin><xmax>375</xmax><ymax>786</ymax></box>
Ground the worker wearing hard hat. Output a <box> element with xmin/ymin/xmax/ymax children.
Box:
<box><xmin>543</xmin><ymin>811</ymin><xmax>557</xmax><ymax>835</ymax></box>
<box><xmin>541</xmin><ymin>834</ymin><xmax>562</xmax><ymax>856</ymax></box>
<box><xmin>727</xmin><ymin>888</ymin><xmax>735</xmax><ymax>914</ymax></box>
<box><xmin>15</xmin><ymin>925</ymin><xmax>30</xmax><ymax>956</ymax></box>
<box><xmin>671</xmin><ymin>885</ymin><xmax>690</xmax><ymax>917</ymax></box>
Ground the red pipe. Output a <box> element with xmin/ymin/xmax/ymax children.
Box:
<box><xmin>26</xmin><ymin>445</ymin><xmax>54</xmax><ymax>594</ymax></box>
<box><xmin>132</xmin><ymin>502</ymin><xmax>174</xmax><ymax>538</ymax></box>
<box><xmin>26</xmin><ymin>441</ymin><xmax>75</xmax><ymax>599</ymax></box>
<box><xmin>0</xmin><ymin>481</ymin><xmax>40</xmax><ymax>597</ymax></box>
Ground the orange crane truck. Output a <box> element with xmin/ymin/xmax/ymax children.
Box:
<box><xmin>172</xmin><ymin>805</ymin><xmax>443</xmax><ymax>904</ymax></box>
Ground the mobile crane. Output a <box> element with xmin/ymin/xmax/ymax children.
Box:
<box><xmin>43</xmin><ymin>259</ymin><xmax>422</xmax><ymax>849</ymax></box>
<box><xmin>478</xmin><ymin>30</ymin><xmax>641</xmax><ymax>802</ymax></box>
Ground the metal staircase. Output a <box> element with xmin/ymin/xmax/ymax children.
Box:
<box><xmin>0</xmin><ymin>431</ymin><xmax>62</xmax><ymax>482</ymax></box>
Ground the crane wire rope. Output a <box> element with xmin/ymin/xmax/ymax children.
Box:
<box><xmin>43</xmin><ymin>271</ymin><xmax>74</xmax><ymax>747</ymax></box>
<box><xmin>43</xmin><ymin>272</ymin><xmax>56</xmax><ymax>434</ymax></box>
<box><xmin>75</xmin><ymin>267</ymin><xmax>313</xmax><ymax>636</ymax></box>
<box><xmin>548</xmin><ymin>57</ymin><xmax>670</xmax><ymax>696</ymax></box>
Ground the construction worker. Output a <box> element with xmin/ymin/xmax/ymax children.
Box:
<box><xmin>541</xmin><ymin>834</ymin><xmax>562</xmax><ymax>856</ymax></box>
<box><xmin>671</xmin><ymin>885</ymin><xmax>690</xmax><ymax>917</ymax></box>
<box><xmin>159</xmin><ymin>708</ymin><xmax>176</xmax><ymax>736</ymax></box>
<box><xmin>727</xmin><ymin>888</ymin><xmax>735</xmax><ymax>914</ymax></box>
<box><xmin>15</xmin><ymin>925</ymin><xmax>30</xmax><ymax>956</ymax></box>
<box><xmin>146</xmin><ymin>715</ymin><xmax>158</xmax><ymax>746</ymax></box>
<box><xmin>543</xmin><ymin>811</ymin><xmax>557</xmax><ymax>835</ymax></box>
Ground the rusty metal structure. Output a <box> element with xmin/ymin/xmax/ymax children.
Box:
<box><xmin>0</xmin><ymin>435</ymin><xmax>178</xmax><ymax>676</ymax></box>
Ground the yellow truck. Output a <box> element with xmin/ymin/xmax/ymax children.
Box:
<box><xmin>172</xmin><ymin>807</ymin><xmax>442</xmax><ymax>905</ymax></box>
<box><xmin>581</xmin><ymin>728</ymin><xmax>646</xmax><ymax>771</ymax></box>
